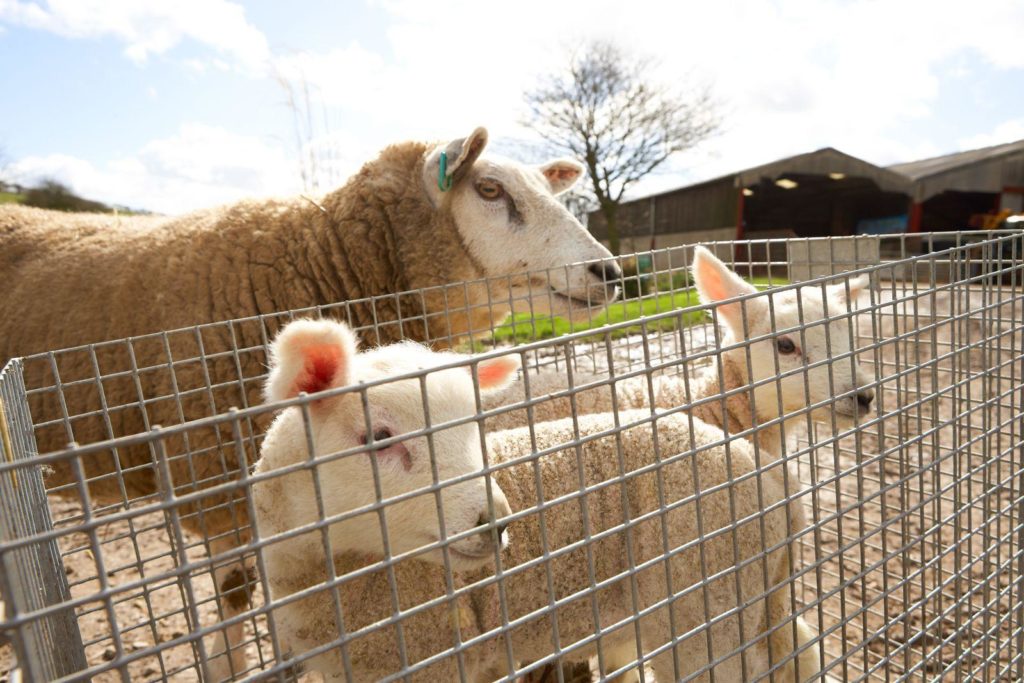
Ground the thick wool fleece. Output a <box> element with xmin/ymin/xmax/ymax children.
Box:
<box><xmin>261</xmin><ymin>410</ymin><xmax>809</xmax><ymax>682</ymax></box>
<box><xmin>481</xmin><ymin>355</ymin><xmax>797</xmax><ymax>519</ymax></box>
<box><xmin>0</xmin><ymin>142</ymin><xmax>507</xmax><ymax>538</ymax></box>
<box><xmin>0</xmin><ymin>141</ymin><xmax>499</xmax><ymax>359</ymax></box>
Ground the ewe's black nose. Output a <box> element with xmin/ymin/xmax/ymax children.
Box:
<box><xmin>588</xmin><ymin>262</ymin><xmax>622</xmax><ymax>284</ymax></box>
<box><xmin>857</xmin><ymin>390</ymin><xmax>874</xmax><ymax>409</ymax></box>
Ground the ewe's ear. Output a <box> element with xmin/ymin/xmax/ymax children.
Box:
<box><xmin>474</xmin><ymin>354</ymin><xmax>520</xmax><ymax>393</ymax></box>
<box><xmin>691</xmin><ymin>246</ymin><xmax>762</xmax><ymax>337</ymax></box>
<box><xmin>422</xmin><ymin>127</ymin><xmax>488</xmax><ymax>205</ymax></box>
<box><xmin>539</xmin><ymin>158</ymin><xmax>584</xmax><ymax>195</ymax></box>
<box><xmin>829</xmin><ymin>273</ymin><xmax>869</xmax><ymax>305</ymax></box>
<box><xmin>265</xmin><ymin>319</ymin><xmax>358</xmax><ymax>404</ymax></box>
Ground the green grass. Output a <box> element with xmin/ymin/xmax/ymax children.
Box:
<box><xmin>466</xmin><ymin>274</ymin><xmax>790</xmax><ymax>351</ymax></box>
<box><xmin>0</xmin><ymin>191</ymin><xmax>24</xmax><ymax>205</ymax></box>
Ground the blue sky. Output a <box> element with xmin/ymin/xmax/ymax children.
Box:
<box><xmin>1</xmin><ymin>0</ymin><xmax>1023</xmax><ymax>214</ymax></box>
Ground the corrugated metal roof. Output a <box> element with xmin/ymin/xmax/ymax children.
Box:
<box><xmin>887</xmin><ymin>138</ymin><xmax>1024</xmax><ymax>201</ymax></box>
<box><xmin>733</xmin><ymin>147</ymin><xmax>912</xmax><ymax>195</ymax></box>
<box><xmin>888</xmin><ymin>138</ymin><xmax>1024</xmax><ymax>180</ymax></box>
<box><xmin>604</xmin><ymin>139</ymin><xmax>1024</xmax><ymax>213</ymax></box>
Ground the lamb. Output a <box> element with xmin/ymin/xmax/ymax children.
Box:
<box><xmin>254</xmin><ymin>320</ymin><xmax>819</xmax><ymax>682</ymax></box>
<box><xmin>482</xmin><ymin>245</ymin><xmax>875</xmax><ymax>517</ymax></box>
<box><xmin>0</xmin><ymin>128</ymin><xmax>618</xmax><ymax>678</ymax></box>
<box><xmin>479</xmin><ymin>246</ymin><xmax>873</xmax><ymax>680</ymax></box>
<box><xmin>251</xmin><ymin>318</ymin><xmax>520</xmax><ymax>680</ymax></box>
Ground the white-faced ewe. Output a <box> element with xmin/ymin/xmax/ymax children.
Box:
<box><xmin>0</xmin><ymin>126</ymin><xmax>617</xmax><ymax>357</ymax></box>
<box><xmin>256</xmin><ymin>321</ymin><xmax>823</xmax><ymax>683</ymax></box>
<box><xmin>0</xmin><ymin>128</ymin><xmax>617</xmax><ymax>679</ymax></box>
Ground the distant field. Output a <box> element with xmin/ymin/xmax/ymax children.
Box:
<box><xmin>0</xmin><ymin>192</ymin><xmax>24</xmax><ymax>204</ymax></box>
<box><xmin>470</xmin><ymin>275</ymin><xmax>787</xmax><ymax>349</ymax></box>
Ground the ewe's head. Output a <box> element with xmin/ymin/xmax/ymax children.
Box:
<box><xmin>421</xmin><ymin>126</ymin><xmax>620</xmax><ymax>322</ymax></box>
<box><xmin>264</xmin><ymin>319</ymin><xmax>517</xmax><ymax>570</ymax></box>
<box><xmin>692</xmin><ymin>246</ymin><xmax>875</xmax><ymax>430</ymax></box>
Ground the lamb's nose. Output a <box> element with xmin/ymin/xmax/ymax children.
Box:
<box><xmin>477</xmin><ymin>513</ymin><xmax>509</xmax><ymax>541</ymax></box>
<box><xmin>588</xmin><ymin>262</ymin><xmax>622</xmax><ymax>284</ymax></box>
<box><xmin>857</xmin><ymin>390</ymin><xmax>874</xmax><ymax>409</ymax></box>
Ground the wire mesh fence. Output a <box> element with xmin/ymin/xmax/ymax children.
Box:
<box><xmin>0</xmin><ymin>231</ymin><xmax>1021</xmax><ymax>682</ymax></box>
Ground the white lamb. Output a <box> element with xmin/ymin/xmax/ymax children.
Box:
<box><xmin>253</xmin><ymin>319</ymin><xmax>818</xmax><ymax>681</ymax></box>
<box><xmin>481</xmin><ymin>245</ymin><xmax>874</xmax><ymax>680</ymax></box>
<box><xmin>250</xmin><ymin>319</ymin><xmax>519</xmax><ymax>679</ymax></box>
<box><xmin>485</xmin><ymin>246</ymin><xmax>873</xmax><ymax>491</ymax></box>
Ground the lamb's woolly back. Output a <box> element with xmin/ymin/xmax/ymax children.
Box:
<box><xmin>257</xmin><ymin>408</ymin><xmax>819</xmax><ymax>681</ymax></box>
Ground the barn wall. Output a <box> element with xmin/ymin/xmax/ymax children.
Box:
<box><xmin>588</xmin><ymin>176</ymin><xmax>738</xmax><ymax>241</ymax></box>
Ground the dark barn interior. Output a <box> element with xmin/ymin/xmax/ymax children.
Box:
<box><xmin>741</xmin><ymin>174</ymin><xmax>910</xmax><ymax>238</ymax></box>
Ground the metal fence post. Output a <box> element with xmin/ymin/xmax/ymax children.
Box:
<box><xmin>0</xmin><ymin>358</ymin><xmax>87</xmax><ymax>679</ymax></box>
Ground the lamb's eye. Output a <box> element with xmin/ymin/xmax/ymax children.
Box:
<box><xmin>475</xmin><ymin>180</ymin><xmax>504</xmax><ymax>201</ymax></box>
<box><xmin>358</xmin><ymin>427</ymin><xmax>393</xmax><ymax>445</ymax></box>
<box><xmin>776</xmin><ymin>336</ymin><xmax>797</xmax><ymax>355</ymax></box>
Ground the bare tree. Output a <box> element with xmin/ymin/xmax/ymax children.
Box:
<box><xmin>524</xmin><ymin>40</ymin><xmax>721</xmax><ymax>254</ymax></box>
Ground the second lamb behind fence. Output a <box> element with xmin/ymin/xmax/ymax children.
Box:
<box><xmin>480</xmin><ymin>246</ymin><xmax>874</xmax><ymax>680</ymax></box>
<box><xmin>252</xmin><ymin>318</ymin><xmax>821</xmax><ymax>681</ymax></box>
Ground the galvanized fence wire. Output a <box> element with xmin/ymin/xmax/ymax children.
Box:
<box><xmin>0</xmin><ymin>231</ymin><xmax>1020</xmax><ymax>681</ymax></box>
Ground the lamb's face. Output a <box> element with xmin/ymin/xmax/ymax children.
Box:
<box><xmin>422</xmin><ymin>128</ymin><xmax>620</xmax><ymax>322</ymax></box>
<box><xmin>316</xmin><ymin>352</ymin><xmax>514</xmax><ymax>570</ymax></box>
<box><xmin>692</xmin><ymin>246</ymin><xmax>875</xmax><ymax>430</ymax></box>
<box><xmin>260</xmin><ymin>320</ymin><xmax>517</xmax><ymax>572</ymax></box>
<box><xmin>727</xmin><ymin>286</ymin><xmax>875</xmax><ymax>429</ymax></box>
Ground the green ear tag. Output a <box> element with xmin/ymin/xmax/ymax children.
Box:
<box><xmin>438</xmin><ymin>151</ymin><xmax>453</xmax><ymax>192</ymax></box>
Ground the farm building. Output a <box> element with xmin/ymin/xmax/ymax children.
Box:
<box><xmin>588</xmin><ymin>138</ymin><xmax>1024</xmax><ymax>252</ymax></box>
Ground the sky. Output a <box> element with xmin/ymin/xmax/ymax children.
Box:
<box><xmin>1</xmin><ymin>0</ymin><xmax>1023</xmax><ymax>214</ymax></box>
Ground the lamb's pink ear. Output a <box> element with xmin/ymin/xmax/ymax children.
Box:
<box><xmin>830</xmin><ymin>273</ymin><xmax>869</xmax><ymax>304</ymax></box>
<box><xmin>691</xmin><ymin>246</ymin><xmax>762</xmax><ymax>337</ymax></box>
<box><xmin>539</xmin><ymin>159</ymin><xmax>584</xmax><ymax>195</ymax></box>
<box><xmin>265</xmin><ymin>319</ymin><xmax>358</xmax><ymax>404</ymax></box>
<box><xmin>475</xmin><ymin>354</ymin><xmax>520</xmax><ymax>393</ymax></box>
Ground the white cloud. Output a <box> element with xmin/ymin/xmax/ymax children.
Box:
<box><xmin>9</xmin><ymin>123</ymin><xmax>299</xmax><ymax>214</ymax></box>
<box><xmin>0</xmin><ymin>0</ymin><xmax>269</xmax><ymax>72</ymax></box>
<box><xmin>4</xmin><ymin>0</ymin><xmax>1024</xmax><ymax>210</ymax></box>
<box><xmin>958</xmin><ymin>118</ymin><xmax>1024</xmax><ymax>151</ymax></box>
<box><xmin>276</xmin><ymin>0</ymin><xmax>1024</xmax><ymax>198</ymax></box>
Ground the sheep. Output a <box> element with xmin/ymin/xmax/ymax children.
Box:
<box><xmin>468</xmin><ymin>411</ymin><xmax>812</xmax><ymax>683</ymax></box>
<box><xmin>480</xmin><ymin>246</ymin><xmax>873</xmax><ymax>680</ymax></box>
<box><xmin>253</xmin><ymin>324</ymin><xmax>817</xmax><ymax>682</ymax></box>
<box><xmin>483</xmin><ymin>246</ymin><xmax>873</xmax><ymax>518</ymax></box>
<box><xmin>252</xmin><ymin>318</ymin><xmax>521</xmax><ymax>680</ymax></box>
<box><xmin>0</xmin><ymin>127</ymin><xmax>618</xmax><ymax>679</ymax></box>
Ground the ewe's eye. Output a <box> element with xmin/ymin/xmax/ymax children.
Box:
<box><xmin>475</xmin><ymin>180</ymin><xmax>504</xmax><ymax>201</ymax></box>
<box><xmin>775</xmin><ymin>336</ymin><xmax>797</xmax><ymax>355</ymax></box>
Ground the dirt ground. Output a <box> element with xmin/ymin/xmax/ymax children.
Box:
<box><xmin>2</xmin><ymin>283</ymin><xmax>1022</xmax><ymax>681</ymax></box>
